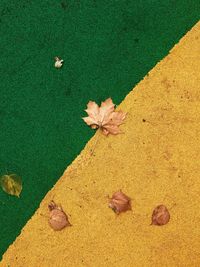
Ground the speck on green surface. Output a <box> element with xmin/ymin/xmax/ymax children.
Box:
<box><xmin>0</xmin><ymin>0</ymin><xmax>199</xmax><ymax>259</ymax></box>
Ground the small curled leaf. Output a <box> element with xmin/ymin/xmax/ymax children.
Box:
<box><xmin>48</xmin><ymin>201</ymin><xmax>71</xmax><ymax>231</ymax></box>
<box><xmin>0</xmin><ymin>174</ymin><xmax>22</xmax><ymax>197</ymax></box>
<box><xmin>108</xmin><ymin>190</ymin><xmax>132</xmax><ymax>214</ymax></box>
<box><xmin>151</xmin><ymin>204</ymin><xmax>170</xmax><ymax>226</ymax></box>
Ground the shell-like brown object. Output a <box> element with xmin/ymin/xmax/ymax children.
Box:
<box><xmin>108</xmin><ymin>190</ymin><xmax>131</xmax><ymax>214</ymax></box>
<box><xmin>151</xmin><ymin>204</ymin><xmax>170</xmax><ymax>226</ymax></box>
<box><xmin>48</xmin><ymin>201</ymin><xmax>71</xmax><ymax>231</ymax></box>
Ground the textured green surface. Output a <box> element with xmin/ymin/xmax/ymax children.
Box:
<box><xmin>0</xmin><ymin>0</ymin><xmax>199</xmax><ymax>259</ymax></box>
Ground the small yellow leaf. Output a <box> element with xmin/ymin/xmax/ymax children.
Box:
<box><xmin>0</xmin><ymin>174</ymin><xmax>22</xmax><ymax>197</ymax></box>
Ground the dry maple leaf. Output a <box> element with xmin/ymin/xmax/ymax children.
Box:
<box><xmin>83</xmin><ymin>98</ymin><xmax>126</xmax><ymax>135</ymax></box>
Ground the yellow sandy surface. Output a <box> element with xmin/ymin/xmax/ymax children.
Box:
<box><xmin>1</xmin><ymin>22</ymin><xmax>200</xmax><ymax>267</ymax></box>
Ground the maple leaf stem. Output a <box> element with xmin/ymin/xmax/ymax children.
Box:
<box><xmin>90</xmin><ymin>129</ymin><xmax>101</xmax><ymax>156</ymax></box>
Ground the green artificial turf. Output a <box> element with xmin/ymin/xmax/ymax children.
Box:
<box><xmin>0</xmin><ymin>0</ymin><xmax>199</xmax><ymax>259</ymax></box>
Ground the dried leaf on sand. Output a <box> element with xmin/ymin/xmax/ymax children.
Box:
<box><xmin>83</xmin><ymin>98</ymin><xmax>126</xmax><ymax>135</ymax></box>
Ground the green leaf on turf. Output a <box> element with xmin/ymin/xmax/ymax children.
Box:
<box><xmin>0</xmin><ymin>174</ymin><xmax>22</xmax><ymax>197</ymax></box>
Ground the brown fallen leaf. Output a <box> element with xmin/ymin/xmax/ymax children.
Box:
<box><xmin>48</xmin><ymin>201</ymin><xmax>71</xmax><ymax>231</ymax></box>
<box><xmin>151</xmin><ymin>205</ymin><xmax>170</xmax><ymax>226</ymax></box>
<box><xmin>83</xmin><ymin>98</ymin><xmax>126</xmax><ymax>135</ymax></box>
<box><xmin>108</xmin><ymin>190</ymin><xmax>132</xmax><ymax>214</ymax></box>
